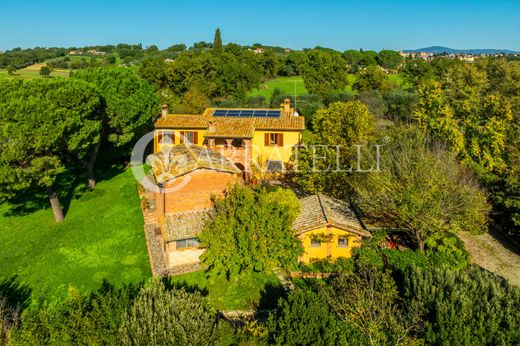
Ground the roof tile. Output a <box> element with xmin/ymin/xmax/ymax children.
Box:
<box><xmin>292</xmin><ymin>194</ymin><xmax>370</xmax><ymax>237</ymax></box>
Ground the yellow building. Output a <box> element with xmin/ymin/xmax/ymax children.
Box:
<box><xmin>154</xmin><ymin>99</ymin><xmax>304</xmax><ymax>175</ymax></box>
<box><xmin>292</xmin><ymin>194</ymin><xmax>370</xmax><ymax>263</ymax></box>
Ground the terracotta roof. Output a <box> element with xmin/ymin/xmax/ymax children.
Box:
<box><xmin>164</xmin><ymin>209</ymin><xmax>214</xmax><ymax>241</ymax></box>
<box><xmin>292</xmin><ymin>194</ymin><xmax>370</xmax><ymax>237</ymax></box>
<box><xmin>147</xmin><ymin>144</ymin><xmax>241</xmax><ymax>184</ymax></box>
<box><xmin>155</xmin><ymin>107</ymin><xmax>305</xmax><ymax>137</ymax></box>
<box><xmin>155</xmin><ymin>115</ymin><xmax>209</xmax><ymax>129</ymax></box>
<box><xmin>205</xmin><ymin>118</ymin><xmax>255</xmax><ymax>138</ymax></box>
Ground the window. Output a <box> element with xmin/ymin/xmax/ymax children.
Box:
<box><xmin>180</xmin><ymin>131</ymin><xmax>198</xmax><ymax>144</ymax></box>
<box><xmin>266</xmin><ymin>160</ymin><xmax>283</xmax><ymax>173</ymax></box>
<box><xmin>264</xmin><ymin>133</ymin><xmax>284</xmax><ymax>146</ymax></box>
<box><xmin>338</xmin><ymin>238</ymin><xmax>348</xmax><ymax>248</ymax></box>
<box><xmin>158</xmin><ymin>131</ymin><xmax>174</xmax><ymax>145</ymax></box>
<box><xmin>176</xmin><ymin>237</ymin><xmax>200</xmax><ymax>250</ymax></box>
<box><xmin>310</xmin><ymin>239</ymin><xmax>321</xmax><ymax>248</ymax></box>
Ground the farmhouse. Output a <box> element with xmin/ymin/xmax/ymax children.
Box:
<box><xmin>147</xmin><ymin>105</ymin><xmax>366</xmax><ymax>271</ymax></box>
<box><xmin>147</xmin><ymin>144</ymin><xmax>241</xmax><ymax>269</ymax></box>
<box><xmin>154</xmin><ymin>99</ymin><xmax>304</xmax><ymax>176</ymax></box>
<box><xmin>293</xmin><ymin>194</ymin><xmax>370</xmax><ymax>263</ymax></box>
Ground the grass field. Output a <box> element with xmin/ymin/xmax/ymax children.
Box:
<box><xmin>0</xmin><ymin>62</ymin><xmax>70</xmax><ymax>80</ymax></box>
<box><xmin>248</xmin><ymin>77</ymin><xmax>308</xmax><ymax>99</ymax></box>
<box><xmin>248</xmin><ymin>73</ymin><xmax>408</xmax><ymax>100</ymax></box>
<box><xmin>0</xmin><ymin>167</ymin><xmax>151</xmax><ymax>307</ymax></box>
<box><xmin>169</xmin><ymin>270</ymin><xmax>284</xmax><ymax>310</ymax></box>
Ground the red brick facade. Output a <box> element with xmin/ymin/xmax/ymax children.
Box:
<box><xmin>156</xmin><ymin>169</ymin><xmax>240</xmax><ymax>222</ymax></box>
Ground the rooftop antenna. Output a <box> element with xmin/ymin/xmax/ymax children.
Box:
<box><xmin>294</xmin><ymin>80</ymin><xmax>297</xmax><ymax>112</ymax></box>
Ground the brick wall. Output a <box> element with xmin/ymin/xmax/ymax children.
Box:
<box><xmin>156</xmin><ymin>169</ymin><xmax>240</xmax><ymax>215</ymax></box>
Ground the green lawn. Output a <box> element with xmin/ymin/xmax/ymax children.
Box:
<box><xmin>169</xmin><ymin>270</ymin><xmax>284</xmax><ymax>310</ymax></box>
<box><xmin>0</xmin><ymin>167</ymin><xmax>151</xmax><ymax>307</ymax></box>
<box><xmin>247</xmin><ymin>73</ymin><xmax>406</xmax><ymax>99</ymax></box>
<box><xmin>248</xmin><ymin>76</ymin><xmax>308</xmax><ymax>99</ymax></box>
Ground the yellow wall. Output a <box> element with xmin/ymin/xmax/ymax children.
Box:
<box><xmin>297</xmin><ymin>226</ymin><xmax>362</xmax><ymax>263</ymax></box>
<box><xmin>154</xmin><ymin>129</ymin><xmax>206</xmax><ymax>153</ymax></box>
<box><xmin>251</xmin><ymin>130</ymin><xmax>301</xmax><ymax>169</ymax></box>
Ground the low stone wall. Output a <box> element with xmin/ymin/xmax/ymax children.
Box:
<box><xmin>165</xmin><ymin>263</ymin><xmax>206</xmax><ymax>276</ymax></box>
<box><xmin>289</xmin><ymin>272</ymin><xmax>334</xmax><ymax>279</ymax></box>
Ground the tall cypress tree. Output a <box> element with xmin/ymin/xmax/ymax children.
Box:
<box><xmin>213</xmin><ymin>28</ymin><xmax>223</xmax><ymax>53</ymax></box>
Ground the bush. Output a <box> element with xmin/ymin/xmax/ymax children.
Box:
<box><xmin>120</xmin><ymin>280</ymin><xmax>218</xmax><ymax>346</ymax></box>
<box><xmin>13</xmin><ymin>283</ymin><xmax>138</xmax><ymax>345</ymax></box>
<box><xmin>0</xmin><ymin>296</ymin><xmax>20</xmax><ymax>346</ymax></box>
<box><xmin>266</xmin><ymin>289</ymin><xmax>349</xmax><ymax>345</ymax></box>
<box><xmin>405</xmin><ymin>265</ymin><xmax>520</xmax><ymax>345</ymax></box>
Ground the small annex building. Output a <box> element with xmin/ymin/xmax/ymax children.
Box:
<box><xmin>147</xmin><ymin>144</ymin><xmax>241</xmax><ymax>269</ymax></box>
<box><xmin>293</xmin><ymin>194</ymin><xmax>370</xmax><ymax>263</ymax></box>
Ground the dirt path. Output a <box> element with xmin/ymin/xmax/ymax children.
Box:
<box><xmin>458</xmin><ymin>231</ymin><xmax>520</xmax><ymax>287</ymax></box>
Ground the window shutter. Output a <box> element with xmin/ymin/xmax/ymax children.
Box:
<box><xmin>264</xmin><ymin>133</ymin><xmax>269</xmax><ymax>146</ymax></box>
<box><xmin>193</xmin><ymin>132</ymin><xmax>198</xmax><ymax>145</ymax></box>
<box><xmin>278</xmin><ymin>133</ymin><xmax>284</xmax><ymax>146</ymax></box>
<box><xmin>172</xmin><ymin>131</ymin><xmax>175</xmax><ymax>144</ymax></box>
<box><xmin>180</xmin><ymin>131</ymin><xmax>185</xmax><ymax>144</ymax></box>
<box><xmin>157</xmin><ymin>131</ymin><xmax>163</xmax><ymax>144</ymax></box>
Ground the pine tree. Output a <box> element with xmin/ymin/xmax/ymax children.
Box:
<box><xmin>213</xmin><ymin>28</ymin><xmax>223</xmax><ymax>53</ymax></box>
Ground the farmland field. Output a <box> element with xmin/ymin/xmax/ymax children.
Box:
<box><xmin>0</xmin><ymin>62</ymin><xmax>70</xmax><ymax>80</ymax></box>
<box><xmin>247</xmin><ymin>73</ymin><xmax>405</xmax><ymax>99</ymax></box>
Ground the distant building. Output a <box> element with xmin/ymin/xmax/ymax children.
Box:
<box><xmin>459</xmin><ymin>55</ymin><xmax>476</xmax><ymax>62</ymax></box>
<box><xmin>87</xmin><ymin>49</ymin><xmax>106</xmax><ymax>56</ymax></box>
<box><xmin>284</xmin><ymin>48</ymin><xmax>292</xmax><ymax>54</ymax></box>
<box><xmin>400</xmin><ymin>51</ymin><xmax>433</xmax><ymax>60</ymax></box>
<box><xmin>253</xmin><ymin>47</ymin><xmax>265</xmax><ymax>54</ymax></box>
<box><xmin>69</xmin><ymin>50</ymin><xmax>82</xmax><ymax>55</ymax></box>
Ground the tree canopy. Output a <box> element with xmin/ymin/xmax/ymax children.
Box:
<box><xmin>0</xmin><ymin>79</ymin><xmax>102</xmax><ymax>221</ymax></box>
<box><xmin>292</xmin><ymin>101</ymin><xmax>376</xmax><ymax>195</ymax></box>
<box><xmin>301</xmin><ymin>50</ymin><xmax>350</xmax><ymax>99</ymax></box>
<box><xmin>376</xmin><ymin>50</ymin><xmax>403</xmax><ymax>70</ymax></box>
<box><xmin>199</xmin><ymin>185</ymin><xmax>302</xmax><ymax>276</ymax></box>
<box><xmin>72</xmin><ymin>66</ymin><xmax>158</xmax><ymax>187</ymax></box>
<box><xmin>350</xmin><ymin>126</ymin><xmax>490</xmax><ymax>251</ymax></box>
<box><xmin>213</xmin><ymin>28</ymin><xmax>223</xmax><ymax>53</ymax></box>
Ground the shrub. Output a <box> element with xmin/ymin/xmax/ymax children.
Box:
<box><xmin>120</xmin><ymin>280</ymin><xmax>218</xmax><ymax>346</ymax></box>
<box><xmin>0</xmin><ymin>297</ymin><xmax>20</xmax><ymax>346</ymax></box>
<box><xmin>13</xmin><ymin>283</ymin><xmax>137</xmax><ymax>345</ymax></box>
<box><xmin>405</xmin><ymin>265</ymin><xmax>520</xmax><ymax>345</ymax></box>
<box><xmin>266</xmin><ymin>289</ymin><xmax>349</xmax><ymax>345</ymax></box>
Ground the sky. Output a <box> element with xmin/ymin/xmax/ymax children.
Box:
<box><xmin>1</xmin><ymin>0</ymin><xmax>519</xmax><ymax>51</ymax></box>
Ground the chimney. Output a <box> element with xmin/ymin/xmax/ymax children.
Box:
<box><xmin>161</xmin><ymin>104</ymin><xmax>169</xmax><ymax>117</ymax></box>
<box><xmin>281</xmin><ymin>98</ymin><xmax>291</xmax><ymax>114</ymax></box>
<box><xmin>208</xmin><ymin>121</ymin><xmax>216</xmax><ymax>133</ymax></box>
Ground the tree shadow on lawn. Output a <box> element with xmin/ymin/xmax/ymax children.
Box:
<box><xmin>257</xmin><ymin>282</ymin><xmax>286</xmax><ymax>311</ymax></box>
<box><xmin>488</xmin><ymin>223</ymin><xmax>520</xmax><ymax>257</ymax></box>
<box><xmin>0</xmin><ymin>275</ymin><xmax>32</xmax><ymax>312</ymax></box>
<box><xmin>1</xmin><ymin>163</ymin><xmax>126</xmax><ymax>218</ymax></box>
<box><xmin>163</xmin><ymin>277</ymin><xmax>209</xmax><ymax>297</ymax></box>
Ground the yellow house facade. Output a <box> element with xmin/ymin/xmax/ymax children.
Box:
<box><xmin>154</xmin><ymin>100</ymin><xmax>304</xmax><ymax>175</ymax></box>
<box><xmin>292</xmin><ymin>194</ymin><xmax>370</xmax><ymax>263</ymax></box>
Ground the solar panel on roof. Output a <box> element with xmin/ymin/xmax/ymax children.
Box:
<box><xmin>212</xmin><ymin>109</ymin><xmax>281</xmax><ymax>118</ymax></box>
<box><xmin>213</xmin><ymin>110</ymin><xmax>228</xmax><ymax>116</ymax></box>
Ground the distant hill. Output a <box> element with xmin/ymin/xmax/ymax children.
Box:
<box><xmin>403</xmin><ymin>46</ymin><xmax>520</xmax><ymax>55</ymax></box>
